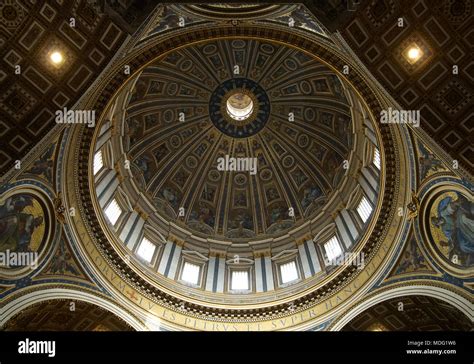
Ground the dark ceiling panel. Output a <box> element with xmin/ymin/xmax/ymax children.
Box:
<box><xmin>3</xmin><ymin>299</ymin><xmax>133</xmax><ymax>331</ymax></box>
<box><xmin>1</xmin><ymin>1</ymin><xmax>472</xmax><ymax>176</ymax></box>
<box><xmin>342</xmin><ymin>295</ymin><xmax>473</xmax><ymax>331</ymax></box>
<box><xmin>305</xmin><ymin>0</ymin><xmax>473</xmax><ymax>174</ymax></box>
<box><xmin>0</xmin><ymin>0</ymin><xmax>133</xmax><ymax>176</ymax></box>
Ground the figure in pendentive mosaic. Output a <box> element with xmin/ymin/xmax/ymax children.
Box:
<box><xmin>430</xmin><ymin>191</ymin><xmax>474</xmax><ymax>267</ymax></box>
<box><xmin>0</xmin><ymin>194</ymin><xmax>45</xmax><ymax>257</ymax></box>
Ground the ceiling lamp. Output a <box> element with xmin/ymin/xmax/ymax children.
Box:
<box><xmin>405</xmin><ymin>45</ymin><xmax>422</xmax><ymax>64</ymax></box>
<box><xmin>49</xmin><ymin>51</ymin><xmax>64</xmax><ymax>65</ymax></box>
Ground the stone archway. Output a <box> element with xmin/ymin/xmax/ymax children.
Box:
<box><xmin>329</xmin><ymin>284</ymin><xmax>473</xmax><ymax>331</ymax></box>
<box><xmin>1</xmin><ymin>288</ymin><xmax>145</xmax><ymax>331</ymax></box>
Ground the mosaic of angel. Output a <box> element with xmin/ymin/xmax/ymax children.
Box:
<box><xmin>0</xmin><ymin>194</ymin><xmax>45</xmax><ymax>254</ymax></box>
<box><xmin>430</xmin><ymin>191</ymin><xmax>474</xmax><ymax>267</ymax></box>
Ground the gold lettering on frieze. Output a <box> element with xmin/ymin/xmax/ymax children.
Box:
<box><xmin>110</xmin><ymin>272</ymin><xmax>119</xmax><ymax>283</ymax></box>
<box><xmin>183</xmin><ymin>317</ymin><xmax>193</xmax><ymax>328</ymax></box>
<box><xmin>290</xmin><ymin>314</ymin><xmax>303</xmax><ymax>326</ymax></box>
<box><xmin>71</xmin><ymin>185</ymin><xmax>400</xmax><ymax>331</ymax></box>
<box><xmin>365</xmin><ymin>261</ymin><xmax>375</xmax><ymax>278</ymax></box>
<box><xmin>117</xmin><ymin>280</ymin><xmax>126</xmax><ymax>293</ymax></box>
<box><xmin>78</xmin><ymin>230</ymin><xmax>91</xmax><ymax>247</ymax></box>
<box><xmin>162</xmin><ymin>309</ymin><xmax>176</xmax><ymax>321</ymax></box>
<box><xmin>94</xmin><ymin>255</ymin><xmax>103</xmax><ymax>268</ymax></box>
<box><xmin>101</xmin><ymin>263</ymin><xmax>110</xmax><ymax>277</ymax></box>
<box><xmin>325</xmin><ymin>300</ymin><xmax>333</xmax><ymax>311</ymax></box>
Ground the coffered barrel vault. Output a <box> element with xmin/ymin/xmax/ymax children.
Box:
<box><xmin>0</xmin><ymin>0</ymin><xmax>131</xmax><ymax>174</ymax></box>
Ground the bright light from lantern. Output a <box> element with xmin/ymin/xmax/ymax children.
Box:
<box><xmin>226</xmin><ymin>93</ymin><xmax>254</xmax><ymax>121</ymax></box>
<box><xmin>50</xmin><ymin>51</ymin><xmax>63</xmax><ymax>64</ymax></box>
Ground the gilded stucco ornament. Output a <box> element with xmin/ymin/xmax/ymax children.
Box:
<box><xmin>54</xmin><ymin>192</ymin><xmax>66</xmax><ymax>224</ymax></box>
<box><xmin>407</xmin><ymin>191</ymin><xmax>420</xmax><ymax>219</ymax></box>
<box><xmin>59</xmin><ymin>8</ymin><xmax>412</xmax><ymax>331</ymax></box>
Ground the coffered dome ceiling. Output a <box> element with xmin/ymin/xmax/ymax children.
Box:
<box><xmin>123</xmin><ymin>39</ymin><xmax>353</xmax><ymax>242</ymax></box>
<box><xmin>3</xmin><ymin>2</ymin><xmax>472</xmax><ymax>334</ymax></box>
<box><xmin>83</xmin><ymin>14</ymin><xmax>388</xmax><ymax>315</ymax></box>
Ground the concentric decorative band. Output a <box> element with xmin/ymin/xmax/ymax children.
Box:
<box><xmin>74</xmin><ymin>25</ymin><xmax>398</xmax><ymax>320</ymax></box>
<box><xmin>210</xmin><ymin>78</ymin><xmax>270</xmax><ymax>138</ymax></box>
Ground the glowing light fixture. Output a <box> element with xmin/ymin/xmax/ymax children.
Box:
<box><xmin>50</xmin><ymin>51</ymin><xmax>64</xmax><ymax>65</ymax></box>
<box><xmin>406</xmin><ymin>45</ymin><xmax>422</xmax><ymax>63</ymax></box>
